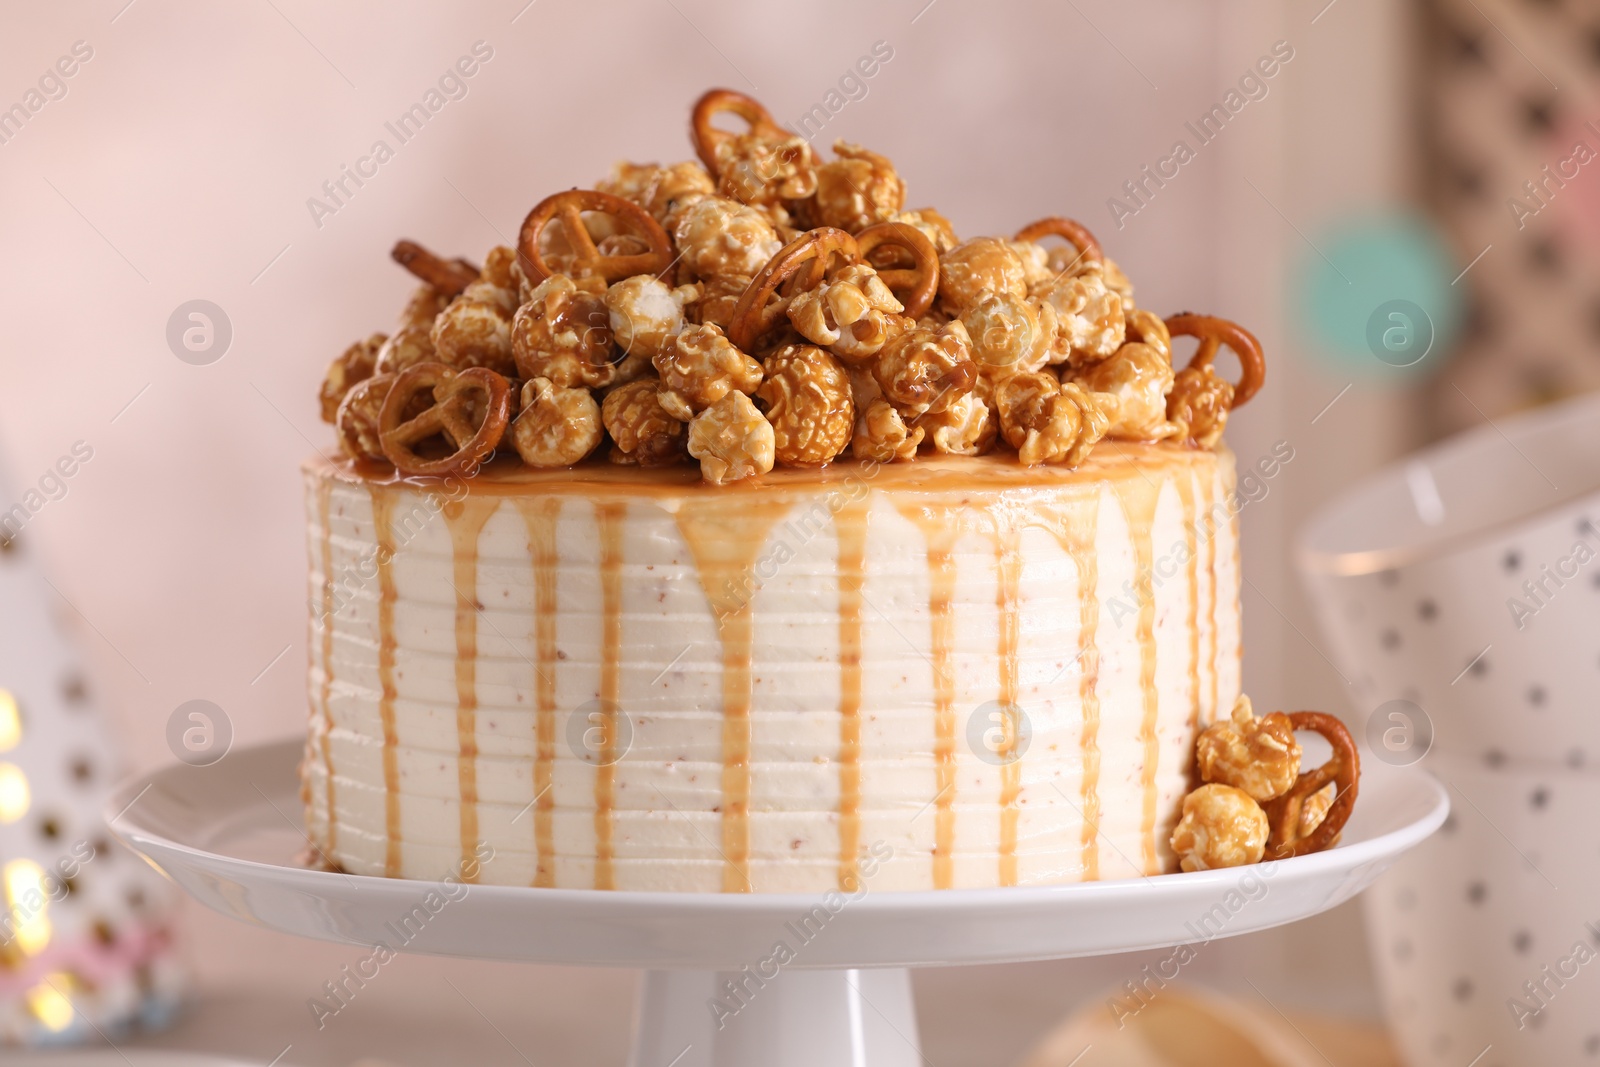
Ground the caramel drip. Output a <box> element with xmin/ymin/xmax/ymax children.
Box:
<box><xmin>1175</xmin><ymin>473</ymin><xmax>1200</xmax><ymax>732</ymax></box>
<box><xmin>674</xmin><ymin>495</ymin><xmax>792</xmax><ymax>893</ymax></box>
<box><xmin>595</xmin><ymin>503</ymin><xmax>626</xmax><ymax>891</ymax></box>
<box><xmin>315</xmin><ymin>478</ymin><xmax>338</xmax><ymax>850</ymax></box>
<box><xmin>516</xmin><ymin>499</ymin><xmax>563</xmax><ymax>887</ymax></box>
<box><xmin>446</xmin><ymin>495</ymin><xmax>498</xmax><ymax>883</ymax></box>
<box><xmin>370</xmin><ymin>490</ymin><xmax>403</xmax><ymax>878</ymax></box>
<box><xmin>1118</xmin><ymin>480</ymin><xmax>1163</xmax><ymax>876</ymax></box>
<box><xmin>835</xmin><ymin>499</ymin><xmax>869</xmax><ymax>890</ymax></box>
<box><xmin>995</xmin><ymin>528</ymin><xmax>1024</xmax><ymax>887</ymax></box>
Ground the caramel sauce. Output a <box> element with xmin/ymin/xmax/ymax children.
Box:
<box><xmin>1175</xmin><ymin>472</ymin><xmax>1200</xmax><ymax>732</ymax></box>
<box><xmin>674</xmin><ymin>494</ymin><xmax>792</xmax><ymax>893</ymax></box>
<box><xmin>595</xmin><ymin>503</ymin><xmax>626</xmax><ymax>891</ymax></box>
<box><xmin>446</xmin><ymin>496</ymin><xmax>498</xmax><ymax>884</ymax></box>
<box><xmin>995</xmin><ymin>528</ymin><xmax>1023</xmax><ymax>887</ymax></box>
<box><xmin>1201</xmin><ymin>471</ymin><xmax>1218</xmax><ymax>725</ymax></box>
<box><xmin>1117</xmin><ymin>480</ymin><xmax>1163</xmax><ymax>876</ymax></box>
<box><xmin>517</xmin><ymin>499</ymin><xmax>562</xmax><ymax>888</ymax></box>
<box><xmin>316</xmin><ymin>478</ymin><xmax>338</xmax><ymax>851</ymax></box>
<box><xmin>834</xmin><ymin>498</ymin><xmax>869</xmax><ymax>890</ymax></box>
<box><xmin>370</xmin><ymin>490</ymin><xmax>404</xmax><ymax>878</ymax></box>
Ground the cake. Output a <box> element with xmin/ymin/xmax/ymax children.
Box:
<box><xmin>301</xmin><ymin>87</ymin><xmax>1343</xmax><ymax>893</ymax></box>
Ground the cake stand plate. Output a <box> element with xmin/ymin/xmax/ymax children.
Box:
<box><xmin>108</xmin><ymin>741</ymin><xmax>1447</xmax><ymax>1067</ymax></box>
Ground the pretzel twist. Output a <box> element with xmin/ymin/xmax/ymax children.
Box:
<box><xmin>690</xmin><ymin>88</ymin><xmax>787</xmax><ymax>177</ymax></box>
<box><xmin>378</xmin><ymin>362</ymin><xmax>511</xmax><ymax>477</ymax></box>
<box><xmin>1263</xmin><ymin>712</ymin><xmax>1361</xmax><ymax>860</ymax></box>
<box><xmin>1164</xmin><ymin>313</ymin><xmax>1267</xmax><ymax>409</ymax></box>
<box><xmin>728</xmin><ymin>227</ymin><xmax>859</xmax><ymax>353</ymax></box>
<box><xmin>518</xmin><ymin>189</ymin><xmax>675</xmax><ymax>287</ymax></box>
<box><xmin>854</xmin><ymin>221</ymin><xmax>940</xmax><ymax>320</ymax></box>
<box><xmin>1014</xmin><ymin>216</ymin><xmax>1104</xmax><ymax>269</ymax></box>
<box><xmin>391</xmin><ymin>240</ymin><xmax>480</xmax><ymax>297</ymax></box>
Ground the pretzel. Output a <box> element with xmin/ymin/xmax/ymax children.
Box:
<box><xmin>1164</xmin><ymin>313</ymin><xmax>1266</xmax><ymax>409</ymax></box>
<box><xmin>1014</xmin><ymin>216</ymin><xmax>1104</xmax><ymax>270</ymax></box>
<box><xmin>1262</xmin><ymin>712</ymin><xmax>1360</xmax><ymax>860</ymax></box>
<box><xmin>390</xmin><ymin>240</ymin><xmax>480</xmax><ymax>297</ymax></box>
<box><xmin>378</xmin><ymin>362</ymin><xmax>511</xmax><ymax>477</ymax></box>
<box><xmin>727</xmin><ymin>227</ymin><xmax>859</xmax><ymax>353</ymax></box>
<box><xmin>690</xmin><ymin>88</ymin><xmax>787</xmax><ymax>176</ymax></box>
<box><xmin>854</xmin><ymin>221</ymin><xmax>940</xmax><ymax>320</ymax></box>
<box><xmin>517</xmin><ymin>189</ymin><xmax>675</xmax><ymax>287</ymax></box>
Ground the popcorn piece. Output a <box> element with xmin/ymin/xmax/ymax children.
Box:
<box><xmin>688</xmin><ymin>390</ymin><xmax>775</xmax><ymax>484</ymax></box>
<box><xmin>674</xmin><ymin>197</ymin><xmax>785</xmax><ymax>281</ymax></box>
<box><xmin>1034</xmin><ymin>267</ymin><xmax>1126</xmax><ymax>367</ymax></box>
<box><xmin>320</xmin><ymin>333</ymin><xmax>385</xmax><ymax>423</ymax></box>
<box><xmin>714</xmin><ymin>131</ymin><xmax>818</xmax><ymax>215</ymax></box>
<box><xmin>809</xmin><ymin>143</ymin><xmax>905</xmax><ymax>233</ymax></box>
<box><xmin>915</xmin><ymin>390</ymin><xmax>995</xmax><ymax>456</ymax></box>
<box><xmin>602</xmin><ymin>377</ymin><xmax>686</xmax><ymax>466</ymax></box>
<box><xmin>1196</xmin><ymin>695</ymin><xmax>1303</xmax><ymax>803</ymax></box>
<box><xmin>374</xmin><ymin>324</ymin><xmax>436</xmax><ymax>376</ymax></box>
<box><xmin>479</xmin><ymin>245</ymin><xmax>519</xmax><ymax>294</ymax></box>
<box><xmin>1167</xmin><ymin>362</ymin><xmax>1235</xmax><ymax>449</ymax></box>
<box><xmin>334</xmin><ymin>373</ymin><xmax>396</xmax><ymax>462</ymax></box>
<box><xmin>1125</xmin><ymin>307</ymin><xmax>1171</xmax><ymax>361</ymax></box>
<box><xmin>596</xmin><ymin>161</ymin><xmax>662</xmax><ymax>203</ymax></box>
<box><xmin>432</xmin><ymin>292</ymin><xmax>516</xmax><ymax>375</ymax></box>
<box><xmin>1072</xmin><ymin>341</ymin><xmax>1181</xmax><ymax>441</ymax></box>
<box><xmin>604</xmin><ymin>275</ymin><xmax>697</xmax><ymax>362</ymax></box>
<box><xmin>654</xmin><ymin>322</ymin><xmax>764</xmax><ymax>421</ymax></box>
<box><xmin>1170</xmin><ymin>783</ymin><xmax>1269</xmax><ymax>872</ymax></box>
<box><xmin>511</xmin><ymin>377</ymin><xmax>604</xmax><ymax>468</ymax></box>
<box><xmin>788</xmin><ymin>263</ymin><xmax>904</xmax><ymax>356</ymax></box>
<box><xmin>853</xmin><ymin>397</ymin><xmax>923</xmax><ymax>462</ymax></box>
<box><xmin>938</xmin><ymin>237</ymin><xmax>1028</xmax><ymax>317</ymax></box>
<box><xmin>872</xmin><ymin>321</ymin><xmax>978</xmax><ymax>416</ymax></box>
<box><xmin>961</xmin><ymin>291</ymin><xmax>1056</xmax><ymax>379</ymax></box>
<box><xmin>1008</xmin><ymin>240</ymin><xmax>1055</xmax><ymax>290</ymax></box>
<box><xmin>687</xmin><ymin>274</ymin><xmax>750</xmax><ymax>331</ymax></box>
<box><xmin>891</xmin><ymin>208</ymin><xmax>958</xmax><ymax>254</ymax></box>
<box><xmin>511</xmin><ymin>275</ymin><xmax>619</xmax><ymax>389</ymax></box>
<box><xmin>644</xmin><ymin>161</ymin><xmax>716</xmax><ymax>229</ymax></box>
<box><xmin>995</xmin><ymin>373</ymin><xmax>1112</xmax><ymax>467</ymax></box>
<box><xmin>756</xmin><ymin>343</ymin><xmax>854</xmax><ymax>467</ymax></box>
<box><xmin>399</xmin><ymin>285</ymin><xmax>450</xmax><ymax>331</ymax></box>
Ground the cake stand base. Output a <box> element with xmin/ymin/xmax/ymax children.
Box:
<box><xmin>631</xmin><ymin>968</ymin><xmax>918</xmax><ymax>1067</ymax></box>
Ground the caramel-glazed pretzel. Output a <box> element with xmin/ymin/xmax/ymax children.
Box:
<box><xmin>518</xmin><ymin>189</ymin><xmax>675</xmax><ymax>286</ymax></box>
<box><xmin>1014</xmin><ymin>216</ymin><xmax>1104</xmax><ymax>269</ymax></box>
<box><xmin>1164</xmin><ymin>313</ymin><xmax>1266</xmax><ymax>409</ymax></box>
<box><xmin>1263</xmin><ymin>712</ymin><xmax>1361</xmax><ymax>859</ymax></box>
<box><xmin>728</xmin><ymin>227</ymin><xmax>859</xmax><ymax>352</ymax></box>
<box><xmin>690</xmin><ymin>88</ymin><xmax>787</xmax><ymax>176</ymax></box>
<box><xmin>855</xmin><ymin>221</ymin><xmax>940</xmax><ymax>320</ymax></box>
<box><xmin>391</xmin><ymin>240</ymin><xmax>480</xmax><ymax>297</ymax></box>
<box><xmin>378</xmin><ymin>362</ymin><xmax>511</xmax><ymax>477</ymax></box>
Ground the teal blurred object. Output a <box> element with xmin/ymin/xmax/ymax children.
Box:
<box><xmin>1291</xmin><ymin>211</ymin><xmax>1463</xmax><ymax>379</ymax></box>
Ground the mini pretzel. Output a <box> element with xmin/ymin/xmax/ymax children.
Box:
<box><xmin>517</xmin><ymin>190</ymin><xmax>675</xmax><ymax>287</ymax></box>
<box><xmin>378</xmin><ymin>362</ymin><xmax>511</xmax><ymax>477</ymax></box>
<box><xmin>1263</xmin><ymin>712</ymin><xmax>1360</xmax><ymax>860</ymax></box>
<box><xmin>1164</xmin><ymin>314</ymin><xmax>1266</xmax><ymax>409</ymax></box>
<box><xmin>1014</xmin><ymin>217</ymin><xmax>1104</xmax><ymax>269</ymax></box>
<box><xmin>728</xmin><ymin>227</ymin><xmax>859</xmax><ymax>352</ymax></box>
<box><xmin>855</xmin><ymin>221</ymin><xmax>940</xmax><ymax>320</ymax></box>
<box><xmin>391</xmin><ymin>240</ymin><xmax>480</xmax><ymax>297</ymax></box>
<box><xmin>690</xmin><ymin>89</ymin><xmax>787</xmax><ymax>176</ymax></box>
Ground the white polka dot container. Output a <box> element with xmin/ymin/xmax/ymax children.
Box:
<box><xmin>1364</xmin><ymin>751</ymin><xmax>1600</xmax><ymax>1065</ymax></box>
<box><xmin>1298</xmin><ymin>391</ymin><xmax>1600</xmax><ymax>768</ymax></box>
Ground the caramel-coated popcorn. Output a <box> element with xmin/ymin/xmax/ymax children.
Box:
<box><xmin>891</xmin><ymin>208</ymin><xmax>958</xmax><ymax>254</ymax></box>
<box><xmin>915</xmin><ymin>390</ymin><xmax>995</xmax><ymax>456</ymax></box>
<box><xmin>871</xmin><ymin>322</ymin><xmax>977</xmax><ymax>417</ymax></box>
<box><xmin>853</xmin><ymin>397</ymin><xmax>923</xmax><ymax>463</ymax></box>
<box><xmin>961</xmin><ymin>291</ymin><xmax>1056</xmax><ymax>379</ymax></box>
<box><xmin>511</xmin><ymin>275</ymin><xmax>618</xmax><ymax>390</ymax></box>
<box><xmin>788</xmin><ymin>263</ymin><xmax>904</xmax><ymax>354</ymax></box>
<box><xmin>687</xmin><ymin>274</ymin><xmax>749</xmax><ymax>331</ymax></box>
<box><xmin>1170</xmin><ymin>783</ymin><xmax>1269</xmax><ymax>872</ymax></box>
<box><xmin>1125</xmin><ymin>307</ymin><xmax>1171</xmax><ymax>361</ymax></box>
<box><xmin>938</xmin><ymin>237</ymin><xmax>1028</xmax><ymax>317</ymax></box>
<box><xmin>511</xmin><ymin>377</ymin><xmax>604</xmax><ymax>468</ymax></box>
<box><xmin>1034</xmin><ymin>268</ymin><xmax>1126</xmax><ymax>367</ymax></box>
<box><xmin>320</xmin><ymin>333</ymin><xmax>385</xmax><ymax>423</ymax></box>
<box><xmin>604</xmin><ymin>275</ymin><xmax>697</xmax><ymax>362</ymax></box>
<box><xmin>602</xmin><ymin>377</ymin><xmax>685</xmax><ymax>466</ymax></box>
<box><xmin>808</xmin><ymin>143</ymin><xmax>905</xmax><ymax>233</ymax></box>
<box><xmin>334</xmin><ymin>373</ymin><xmax>395</xmax><ymax>462</ymax></box>
<box><xmin>688</xmin><ymin>390</ymin><xmax>775</xmax><ymax>484</ymax></box>
<box><xmin>995</xmin><ymin>373</ymin><xmax>1112</xmax><ymax>467</ymax></box>
<box><xmin>714</xmin><ymin>131</ymin><xmax>818</xmax><ymax>216</ymax></box>
<box><xmin>674</xmin><ymin>196</ymin><xmax>785</xmax><ymax>281</ymax></box>
<box><xmin>1197</xmin><ymin>695</ymin><xmax>1303</xmax><ymax>803</ymax></box>
<box><xmin>1166</xmin><ymin>363</ymin><xmax>1235</xmax><ymax>449</ymax></box>
<box><xmin>756</xmin><ymin>343</ymin><xmax>854</xmax><ymax>467</ymax></box>
<box><xmin>432</xmin><ymin>293</ymin><xmax>515</xmax><ymax>375</ymax></box>
<box><xmin>1072</xmin><ymin>341</ymin><xmax>1181</xmax><ymax>441</ymax></box>
<box><xmin>654</xmin><ymin>322</ymin><xmax>764</xmax><ymax>421</ymax></box>
<box><xmin>374</xmin><ymin>324</ymin><xmax>436</xmax><ymax>377</ymax></box>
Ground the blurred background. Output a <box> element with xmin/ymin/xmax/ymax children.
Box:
<box><xmin>0</xmin><ymin>0</ymin><xmax>1595</xmax><ymax>1063</ymax></box>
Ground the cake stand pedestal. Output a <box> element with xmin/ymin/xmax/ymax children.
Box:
<box><xmin>107</xmin><ymin>741</ymin><xmax>1447</xmax><ymax>1067</ymax></box>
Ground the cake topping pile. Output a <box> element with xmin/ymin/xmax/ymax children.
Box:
<box><xmin>319</xmin><ymin>88</ymin><xmax>1267</xmax><ymax>484</ymax></box>
<box><xmin>1170</xmin><ymin>697</ymin><xmax>1361</xmax><ymax>872</ymax></box>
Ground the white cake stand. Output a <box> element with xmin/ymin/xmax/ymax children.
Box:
<box><xmin>107</xmin><ymin>740</ymin><xmax>1446</xmax><ymax>1067</ymax></box>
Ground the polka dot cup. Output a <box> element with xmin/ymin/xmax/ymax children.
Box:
<box><xmin>1299</xmin><ymin>391</ymin><xmax>1600</xmax><ymax>768</ymax></box>
<box><xmin>1365</xmin><ymin>751</ymin><xmax>1600</xmax><ymax>1065</ymax></box>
